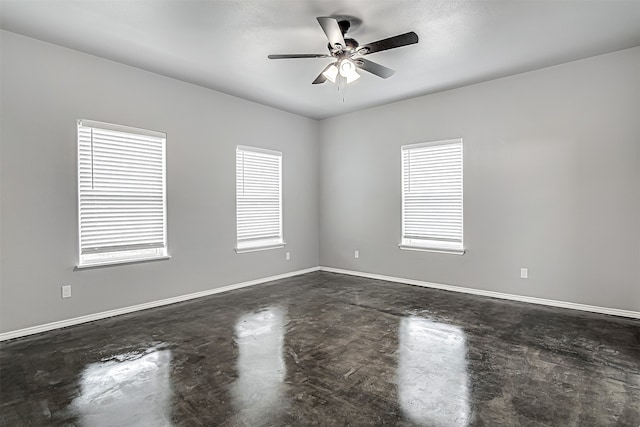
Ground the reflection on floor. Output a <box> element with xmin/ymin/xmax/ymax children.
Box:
<box><xmin>232</xmin><ymin>307</ymin><xmax>287</xmax><ymax>424</ymax></box>
<box><xmin>71</xmin><ymin>347</ymin><xmax>173</xmax><ymax>426</ymax></box>
<box><xmin>398</xmin><ymin>317</ymin><xmax>470</xmax><ymax>426</ymax></box>
<box><xmin>1</xmin><ymin>271</ymin><xmax>639</xmax><ymax>426</ymax></box>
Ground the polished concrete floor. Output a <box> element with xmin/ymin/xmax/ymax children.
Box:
<box><xmin>1</xmin><ymin>271</ymin><xmax>639</xmax><ymax>426</ymax></box>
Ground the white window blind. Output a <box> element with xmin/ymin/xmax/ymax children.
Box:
<box><xmin>236</xmin><ymin>146</ymin><xmax>284</xmax><ymax>252</ymax></box>
<box><xmin>77</xmin><ymin>120</ymin><xmax>167</xmax><ymax>267</ymax></box>
<box><xmin>401</xmin><ymin>138</ymin><xmax>464</xmax><ymax>254</ymax></box>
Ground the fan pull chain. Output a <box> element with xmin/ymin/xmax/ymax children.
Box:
<box><xmin>337</xmin><ymin>75</ymin><xmax>347</xmax><ymax>103</ymax></box>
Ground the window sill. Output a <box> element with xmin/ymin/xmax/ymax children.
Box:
<box><xmin>398</xmin><ymin>244</ymin><xmax>465</xmax><ymax>255</ymax></box>
<box><xmin>235</xmin><ymin>243</ymin><xmax>286</xmax><ymax>254</ymax></box>
<box><xmin>75</xmin><ymin>255</ymin><xmax>172</xmax><ymax>270</ymax></box>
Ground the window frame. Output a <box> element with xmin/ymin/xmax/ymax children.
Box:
<box><xmin>76</xmin><ymin>119</ymin><xmax>169</xmax><ymax>268</ymax></box>
<box><xmin>235</xmin><ymin>145</ymin><xmax>285</xmax><ymax>254</ymax></box>
<box><xmin>399</xmin><ymin>138</ymin><xmax>465</xmax><ymax>255</ymax></box>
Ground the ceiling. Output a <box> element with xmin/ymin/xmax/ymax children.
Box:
<box><xmin>1</xmin><ymin>1</ymin><xmax>640</xmax><ymax>120</ymax></box>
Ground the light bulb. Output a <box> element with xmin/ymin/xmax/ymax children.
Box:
<box><xmin>338</xmin><ymin>59</ymin><xmax>360</xmax><ymax>84</ymax></box>
<box><xmin>339</xmin><ymin>59</ymin><xmax>355</xmax><ymax>77</ymax></box>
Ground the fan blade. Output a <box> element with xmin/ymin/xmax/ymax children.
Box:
<box><xmin>268</xmin><ymin>54</ymin><xmax>331</xmax><ymax>59</ymax></box>
<box><xmin>312</xmin><ymin>73</ymin><xmax>327</xmax><ymax>85</ymax></box>
<box><xmin>354</xmin><ymin>58</ymin><xmax>395</xmax><ymax>79</ymax></box>
<box><xmin>358</xmin><ymin>31</ymin><xmax>419</xmax><ymax>55</ymax></box>
<box><xmin>312</xmin><ymin>63</ymin><xmax>336</xmax><ymax>84</ymax></box>
<box><xmin>317</xmin><ymin>17</ymin><xmax>346</xmax><ymax>49</ymax></box>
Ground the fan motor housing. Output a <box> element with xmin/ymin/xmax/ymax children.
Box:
<box><xmin>328</xmin><ymin>38</ymin><xmax>359</xmax><ymax>53</ymax></box>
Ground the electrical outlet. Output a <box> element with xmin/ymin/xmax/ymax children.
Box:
<box><xmin>285</xmin><ymin>252</ymin><xmax>291</xmax><ymax>261</ymax></box>
<box><xmin>520</xmin><ymin>268</ymin><xmax>528</xmax><ymax>279</ymax></box>
<box><xmin>354</xmin><ymin>250</ymin><xmax>359</xmax><ymax>259</ymax></box>
<box><xmin>61</xmin><ymin>285</ymin><xmax>72</xmax><ymax>298</ymax></box>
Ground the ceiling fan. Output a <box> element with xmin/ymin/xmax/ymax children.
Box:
<box><xmin>268</xmin><ymin>17</ymin><xmax>419</xmax><ymax>85</ymax></box>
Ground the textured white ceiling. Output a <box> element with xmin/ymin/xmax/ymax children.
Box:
<box><xmin>1</xmin><ymin>0</ymin><xmax>639</xmax><ymax>119</ymax></box>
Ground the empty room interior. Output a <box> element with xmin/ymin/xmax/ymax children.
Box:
<box><xmin>1</xmin><ymin>0</ymin><xmax>639</xmax><ymax>425</ymax></box>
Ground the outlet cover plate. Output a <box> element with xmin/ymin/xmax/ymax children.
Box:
<box><xmin>62</xmin><ymin>285</ymin><xmax>72</xmax><ymax>298</ymax></box>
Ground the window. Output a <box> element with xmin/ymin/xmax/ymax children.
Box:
<box><xmin>400</xmin><ymin>138</ymin><xmax>464</xmax><ymax>254</ymax></box>
<box><xmin>236</xmin><ymin>146</ymin><xmax>284</xmax><ymax>252</ymax></box>
<box><xmin>77</xmin><ymin>120</ymin><xmax>168</xmax><ymax>267</ymax></box>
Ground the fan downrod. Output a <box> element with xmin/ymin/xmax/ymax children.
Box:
<box><xmin>338</xmin><ymin>20</ymin><xmax>350</xmax><ymax>35</ymax></box>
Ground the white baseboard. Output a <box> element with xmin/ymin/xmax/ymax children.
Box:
<box><xmin>319</xmin><ymin>266</ymin><xmax>640</xmax><ymax>320</ymax></box>
<box><xmin>3</xmin><ymin>265</ymin><xmax>636</xmax><ymax>342</ymax></box>
<box><xmin>0</xmin><ymin>267</ymin><xmax>320</xmax><ymax>342</ymax></box>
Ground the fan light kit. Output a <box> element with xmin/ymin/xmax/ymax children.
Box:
<box><xmin>324</xmin><ymin>59</ymin><xmax>360</xmax><ymax>84</ymax></box>
<box><xmin>268</xmin><ymin>17</ymin><xmax>419</xmax><ymax>100</ymax></box>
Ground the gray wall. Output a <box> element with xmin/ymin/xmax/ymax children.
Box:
<box><xmin>0</xmin><ymin>31</ymin><xmax>320</xmax><ymax>333</ymax></box>
<box><xmin>319</xmin><ymin>47</ymin><xmax>640</xmax><ymax>312</ymax></box>
<box><xmin>2</xmin><ymin>31</ymin><xmax>638</xmax><ymax>335</ymax></box>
